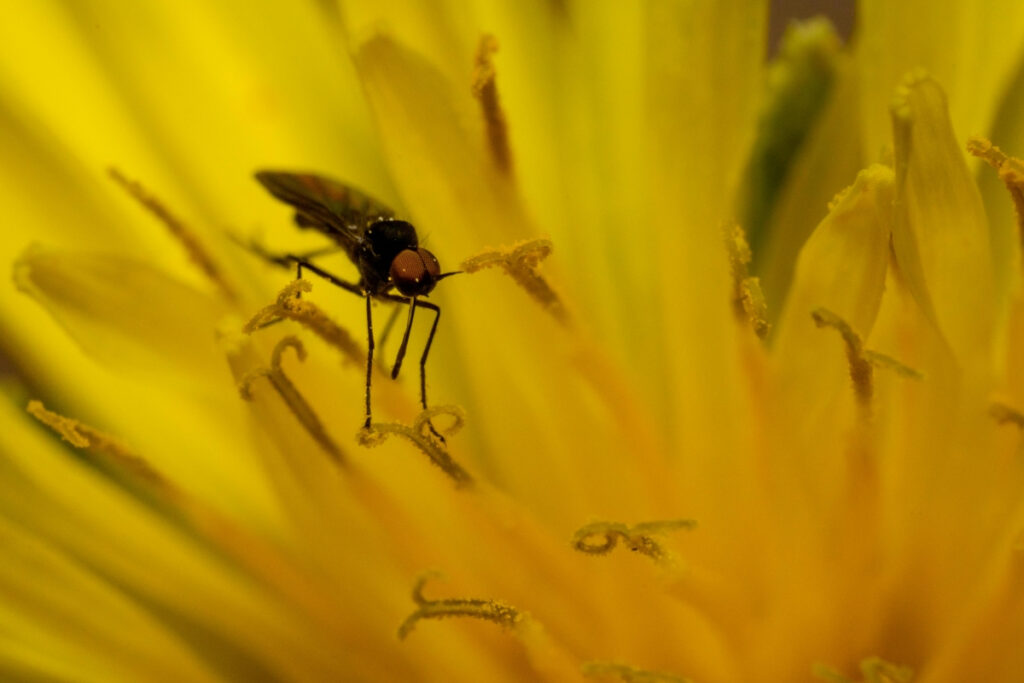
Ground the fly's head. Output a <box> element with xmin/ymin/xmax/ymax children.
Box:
<box><xmin>390</xmin><ymin>248</ymin><xmax>442</xmax><ymax>297</ymax></box>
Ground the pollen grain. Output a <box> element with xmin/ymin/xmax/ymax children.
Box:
<box><xmin>244</xmin><ymin>280</ymin><xmax>364</xmax><ymax>365</ymax></box>
<box><xmin>460</xmin><ymin>238</ymin><xmax>567</xmax><ymax>324</ymax></box>
<box><xmin>471</xmin><ymin>34</ymin><xmax>513</xmax><ymax>175</ymax></box>
<box><xmin>572</xmin><ymin>519</ymin><xmax>696</xmax><ymax>564</ymax></box>
<box><xmin>398</xmin><ymin>572</ymin><xmax>520</xmax><ymax>639</ymax></box>
<box><xmin>239</xmin><ymin>336</ymin><xmax>346</xmax><ymax>466</ymax></box>
<box><xmin>358</xmin><ymin>406</ymin><xmax>472</xmax><ymax>487</ymax></box>
<box><xmin>108</xmin><ymin>167</ymin><xmax>237</xmax><ymax>302</ymax></box>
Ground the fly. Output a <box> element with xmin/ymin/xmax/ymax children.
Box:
<box><xmin>252</xmin><ymin>171</ymin><xmax>457</xmax><ymax>436</ymax></box>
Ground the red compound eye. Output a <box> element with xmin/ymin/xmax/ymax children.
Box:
<box><xmin>390</xmin><ymin>249</ymin><xmax>440</xmax><ymax>296</ymax></box>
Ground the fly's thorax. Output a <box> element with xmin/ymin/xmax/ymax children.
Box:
<box><xmin>355</xmin><ymin>219</ymin><xmax>419</xmax><ymax>293</ymax></box>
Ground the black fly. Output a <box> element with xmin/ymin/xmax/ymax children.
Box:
<box><xmin>252</xmin><ymin>171</ymin><xmax>457</xmax><ymax>435</ymax></box>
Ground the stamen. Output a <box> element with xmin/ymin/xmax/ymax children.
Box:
<box><xmin>238</xmin><ymin>336</ymin><xmax>346</xmax><ymax>466</ymax></box>
<box><xmin>398</xmin><ymin>572</ymin><xmax>520</xmax><ymax>639</ymax></box>
<box><xmin>460</xmin><ymin>239</ymin><xmax>568</xmax><ymax>324</ymax></box>
<box><xmin>582</xmin><ymin>661</ymin><xmax>692</xmax><ymax>683</ymax></box>
<box><xmin>572</xmin><ymin>519</ymin><xmax>696</xmax><ymax>564</ymax></box>
<box><xmin>811</xmin><ymin>308</ymin><xmax>872</xmax><ymax>403</ymax></box>
<box><xmin>725</xmin><ymin>223</ymin><xmax>770</xmax><ymax>338</ymax></box>
<box><xmin>811</xmin><ymin>308</ymin><xmax>921</xmax><ymax>407</ymax></box>
<box><xmin>967</xmin><ymin>137</ymin><xmax>1024</xmax><ymax>244</ymax></box>
<box><xmin>990</xmin><ymin>401</ymin><xmax>1024</xmax><ymax>429</ymax></box>
<box><xmin>358</xmin><ymin>406</ymin><xmax>472</xmax><ymax>487</ymax></box>
<box><xmin>108</xmin><ymin>167</ymin><xmax>237</xmax><ymax>302</ymax></box>
<box><xmin>471</xmin><ymin>34</ymin><xmax>513</xmax><ymax>174</ymax></box>
<box><xmin>813</xmin><ymin>656</ymin><xmax>913</xmax><ymax>683</ymax></box>
<box><xmin>243</xmin><ymin>280</ymin><xmax>364</xmax><ymax>365</ymax></box>
<box><xmin>26</xmin><ymin>400</ymin><xmax>171</xmax><ymax>493</ymax></box>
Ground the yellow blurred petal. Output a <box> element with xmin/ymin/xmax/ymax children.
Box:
<box><xmin>772</xmin><ymin>164</ymin><xmax>894</xmax><ymax>445</ymax></box>
<box><xmin>349</xmin><ymin>33</ymin><xmax>521</xmax><ymax>245</ymax></box>
<box><xmin>742</xmin><ymin>18</ymin><xmax>842</xmax><ymax>256</ymax></box>
<box><xmin>856</xmin><ymin>0</ymin><xmax>1024</xmax><ymax>160</ymax></box>
<box><xmin>0</xmin><ymin>516</ymin><xmax>221</xmax><ymax>683</ymax></box>
<box><xmin>643</xmin><ymin>0</ymin><xmax>768</xmax><ymax>456</ymax></box>
<box><xmin>755</xmin><ymin>57</ymin><xmax>864</xmax><ymax>320</ymax></box>
<box><xmin>0</xmin><ymin>398</ymin><xmax>341</xmax><ymax>681</ymax></box>
<box><xmin>15</xmin><ymin>247</ymin><xmax>229</xmax><ymax>377</ymax></box>
<box><xmin>890</xmin><ymin>72</ymin><xmax>996</xmax><ymax>372</ymax></box>
<box><xmin>0</xmin><ymin>1</ymin><xmax>390</xmax><ymax>232</ymax></box>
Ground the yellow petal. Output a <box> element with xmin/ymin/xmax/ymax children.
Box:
<box><xmin>772</xmin><ymin>164</ymin><xmax>894</xmax><ymax>439</ymax></box>
<box><xmin>855</xmin><ymin>0</ymin><xmax>1024</xmax><ymax>160</ymax></box>
<box><xmin>15</xmin><ymin>247</ymin><xmax>229</xmax><ymax>376</ymax></box>
<box><xmin>0</xmin><ymin>1</ymin><xmax>389</xmax><ymax>232</ymax></box>
<box><xmin>754</xmin><ymin>56</ymin><xmax>864</xmax><ymax>320</ymax></box>
<box><xmin>0</xmin><ymin>515</ymin><xmax>221</xmax><ymax>683</ymax></box>
<box><xmin>890</xmin><ymin>72</ymin><xmax>995</xmax><ymax>372</ymax></box>
<box><xmin>741</xmin><ymin>18</ymin><xmax>842</xmax><ymax>259</ymax></box>
<box><xmin>0</xmin><ymin>398</ymin><xmax>339</xmax><ymax>681</ymax></box>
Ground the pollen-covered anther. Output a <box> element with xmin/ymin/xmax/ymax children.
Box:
<box><xmin>471</xmin><ymin>33</ymin><xmax>513</xmax><ymax>174</ymax></box>
<box><xmin>460</xmin><ymin>239</ymin><xmax>568</xmax><ymax>324</ymax></box>
<box><xmin>582</xmin><ymin>660</ymin><xmax>692</xmax><ymax>683</ymax></box>
<box><xmin>967</xmin><ymin>136</ymin><xmax>1024</xmax><ymax>240</ymax></box>
<box><xmin>811</xmin><ymin>307</ymin><xmax>921</xmax><ymax>406</ymax></box>
<box><xmin>813</xmin><ymin>655</ymin><xmax>913</xmax><ymax>683</ymax></box>
<box><xmin>989</xmin><ymin>401</ymin><xmax>1024</xmax><ymax>430</ymax></box>
<box><xmin>724</xmin><ymin>223</ymin><xmax>770</xmax><ymax>338</ymax></box>
<box><xmin>243</xmin><ymin>280</ymin><xmax>364</xmax><ymax>365</ymax></box>
<box><xmin>572</xmin><ymin>519</ymin><xmax>696</xmax><ymax>564</ymax></box>
<box><xmin>358</xmin><ymin>406</ymin><xmax>472</xmax><ymax>487</ymax></box>
<box><xmin>398</xmin><ymin>572</ymin><xmax>521</xmax><ymax>640</ymax></box>
<box><xmin>238</xmin><ymin>335</ymin><xmax>346</xmax><ymax>465</ymax></box>
<box><xmin>26</xmin><ymin>400</ymin><xmax>170</xmax><ymax>492</ymax></box>
<box><xmin>108</xmin><ymin>167</ymin><xmax>237</xmax><ymax>302</ymax></box>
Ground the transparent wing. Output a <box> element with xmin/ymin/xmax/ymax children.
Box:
<box><xmin>254</xmin><ymin>171</ymin><xmax>396</xmax><ymax>240</ymax></box>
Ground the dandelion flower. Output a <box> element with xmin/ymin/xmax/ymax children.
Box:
<box><xmin>3</xmin><ymin>2</ymin><xmax>1024</xmax><ymax>682</ymax></box>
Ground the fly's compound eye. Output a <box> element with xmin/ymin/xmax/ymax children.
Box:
<box><xmin>390</xmin><ymin>248</ymin><xmax>442</xmax><ymax>296</ymax></box>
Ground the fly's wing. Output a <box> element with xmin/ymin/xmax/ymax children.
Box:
<box><xmin>254</xmin><ymin>171</ymin><xmax>396</xmax><ymax>240</ymax></box>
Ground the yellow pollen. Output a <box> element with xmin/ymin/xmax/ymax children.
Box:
<box><xmin>26</xmin><ymin>400</ymin><xmax>186</xmax><ymax>504</ymax></box>
<box><xmin>460</xmin><ymin>238</ymin><xmax>567</xmax><ymax>324</ymax></box>
<box><xmin>471</xmin><ymin>34</ymin><xmax>513</xmax><ymax>174</ymax></box>
<box><xmin>582</xmin><ymin>661</ymin><xmax>692</xmax><ymax>683</ymax></box>
<box><xmin>397</xmin><ymin>572</ymin><xmax>520</xmax><ymax>639</ymax></box>
<box><xmin>358</xmin><ymin>406</ymin><xmax>472</xmax><ymax>487</ymax></box>
<box><xmin>108</xmin><ymin>167</ymin><xmax>238</xmax><ymax>302</ymax></box>
<box><xmin>725</xmin><ymin>222</ymin><xmax>770</xmax><ymax>338</ymax></box>
<box><xmin>813</xmin><ymin>655</ymin><xmax>913</xmax><ymax>683</ymax></box>
<box><xmin>572</xmin><ymin>519</ymin><xmax>696</xmax><ymax>564</ymax></box>
<box><xmin>244</xmin><ymin>280</ymin><xmax>364</xmax><ymax>365</ymax></box>
<box><xmin>811</xmin><ymin>308</ymin><xmax>921</xmax><ymax>407</ymax></box>
<box><xmin>967</xmin><ymin>136</ymin><xmax>1024</xmax><ymax>244</ymax></box>
<box><xmin>239</xmin><ymin>336</ymin><xmax>346</xmax><ymax>466</ymax></box>
<box><xmin>990</xmin><ymin>401</ymin><xmax>1024</xmax><ymax>429</ymax></box>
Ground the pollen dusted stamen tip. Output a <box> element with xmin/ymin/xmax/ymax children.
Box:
<box><xmin>459</xmin><ymin>239</ymin><xmax>568</xmax><ymax>324</ymax></box>
<box><xmin>573</xmin><ymin>519</ymin><xmax>696</xmax><ymax>564</ymax></box>
<box><xmin>471</xmin><ymin>33</ymin><xmax>513</xmax><ymax>174</ymax></box>
<box><xmin>398</xmin><ymin>572</ymin><xmax>521</xmax><ymax>640</ymax></box>
<box><xmin>811</xmin><ymin>307</ymin><xmax>921</xmax><ymax>408</ymax></box>
<box><xmin>968</xmin><ymin>136</ymin><xmax>1024</xmax><ymax>246</ymax></box>
<box><xmin>244</xmin><ymin>280</ymin><xmax>364</xmax><ymax>366</ymax></box>
<box><xmin>581</xmin><ymin>661</ymin><xmax>693</xmax><ymax>683</ymax></box>
<box><xmin>107</xmin><ymin>167</ymin><xmax>237</xmax><ymax>302</ymax></box>
<box><xmin>238</xmin><ymin>335</ymin><xmax>347</xmax><ymax>466</ymax></box>
<box><xmin>358</xmin><ymin>406</ymin><xmax>472</xmax><ymax>486</ymax></box>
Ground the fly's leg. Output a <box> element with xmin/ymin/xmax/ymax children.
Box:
<box><xmin>381</xmin><ymin>294</ymin><xmax>445</xmax><ymax>443</ymax></box>
<box><xmin>289</xmin><ymin>257</ymin><xmax>363</xmax><ymax>296</ymax></box>
<box><xmin>364</xmin><ymin>291</ymin><xmax>374</xmax><ymax>430</ymax></box>
<box><xmin>374</xmin><ymin>304</ymin><xmax>404</xmax><ymax>373</ymax></box>
<box><xmin>413</xmin><ymin>299</ymin><xmax>442</xmax><ymax>413</ymax></box>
